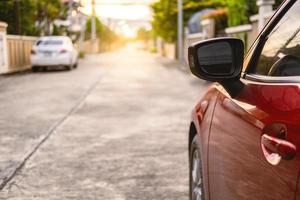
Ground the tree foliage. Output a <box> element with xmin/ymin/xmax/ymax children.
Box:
<box><xmin>274</xmin><ymin>0</ymin><xmax>285</xmax><ymax>9</ymax></box>
<box><xmin>202</xmin><ymin>8</ymin><xmax>228</xmax><ymax>35</ymax></box>
<box><xmin>0</xmin><ymin>0</ymin><xmax>121</xmax><ymax>51</ymax></box>
<box><xmin>227</xmin><ymin>0</ymin><xmax>257</xmax><ymax>27</ymax></box>
<box><xmin>137</xmin><ymin>28</ymin><xmax>151</xmax><ymax>41</ymax></box>
<box><xmin>151</xmin><ymin>0</ymin><xmax>286</xmax><ymax>42</ymax></box>
<box><xmin>85</xmin><ymin>17</ymin><xmax>120</xmax><ymax>51</ymax></box>
<box><xmin>227</xmin><ymin>0</ymin><xmax>284</xmax><ymax>27</ymax></box>
<box><xmin>0</xmin><ymin>0</ymin><xmax>36</xmax><ymax>35</ymax></box>
<box><xmin>36</xmin><ymin>0</ymin><xmax>62</xmax><ymax>22</ymax></box>
<box><xmin>0</xmin><ymin>0</ymin><xmax>63</xmax><ymax>36</ymax></box>
<box><xmin>151</xmin><ymin>0</ymin><xmax>177</xmax><ymax>43</ymax></box>
<box><xmin>151</xmin><ymin>0</ymin><xmax>224</xmax><ymax>43</ymax></box>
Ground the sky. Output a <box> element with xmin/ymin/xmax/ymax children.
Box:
<box><xmin>79</xmin><ymin>0</ymin><xmax>158</xmax><ymax>37</ymax></box>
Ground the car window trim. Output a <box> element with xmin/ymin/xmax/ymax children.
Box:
<box><xmin>244</xmin><ymin>73</ymin><xmax>300</xmax><ymax>83</ymax></box>
<box><xmin>244</xmin><ymin>0</ymin><xmax>297</xmax><ymax>75</ymax></box>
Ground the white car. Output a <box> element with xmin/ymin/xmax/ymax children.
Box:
<box><xmin>30</xmin><ymin>36</ymin><xmax>78</xmax><ymax>71</ymax></box>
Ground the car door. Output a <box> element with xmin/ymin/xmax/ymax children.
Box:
<box><xmin>208</xmin><ymin>1</ymin><xmax>300</xmax><ymax>200</ymax></box>
<box><xmin>296</xmin><ymin>172</ymin><xmax>300</xmax><ymax>199</ymax></box>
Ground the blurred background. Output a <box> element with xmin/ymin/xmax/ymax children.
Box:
<box><xmin>0</xmin><ymin>0</ymin><xmax>285</xmax><ymax>73</ymax></box>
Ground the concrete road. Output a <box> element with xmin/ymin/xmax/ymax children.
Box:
<box><xmin>0</xmin><ymin>44</ymin><xmax>206</xmax><ymax>200</ymax></box>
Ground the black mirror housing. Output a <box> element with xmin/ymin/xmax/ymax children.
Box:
<box><xmin>188</xmin><ymin>37</ymin><xmax>244</xmax><ymax>82</ymax></box>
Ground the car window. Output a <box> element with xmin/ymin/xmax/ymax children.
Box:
<box><xmin>254</xmin><ymin>1</ymin><xmax>300</xmax><ymax>77</ymax></box>
<box><xmin>36</xmin><ymin>40</ymin><xmax>64</xmax><ymax>46</ymax></box>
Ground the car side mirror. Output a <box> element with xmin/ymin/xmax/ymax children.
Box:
<box><xmin>188</xmin><ymin>38</ymin><xmax>244</xmax><ymax>82</ymax></box>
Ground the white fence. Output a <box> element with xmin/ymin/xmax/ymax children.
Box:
<box><xmin>7</xmin><ymin>35</ymin><xmax>37</xmax><ymax>72</ymax></box>
<box><xmin>0</xmin><ymin>22</ymin><xmax>38</xmax><ymax>74</ymax></box>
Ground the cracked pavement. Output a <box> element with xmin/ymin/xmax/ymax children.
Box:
<box><xmin>0</xmin><ymin>44</ymin><xmax>206</xmax><ymax>200</ymax></box>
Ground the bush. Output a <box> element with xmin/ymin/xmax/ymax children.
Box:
<box><xmin>79</xmin><ymin>51</ymin><xmax>85</xmax><ymax>59</ymax></box>
<box><xmin>202</xmin><ymin>8</ymin><xmax>228</xmax><ymax>36</ymax></box>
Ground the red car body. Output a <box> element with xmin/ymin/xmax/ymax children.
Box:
<box><xmin>188</xmin><ymin>0</ymin><xmax>300</xmax><ymax>199</ymax></box>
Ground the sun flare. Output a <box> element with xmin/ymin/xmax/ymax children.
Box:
<box><xmin>79</xmin><ymin>0</ymin><xmax>156</xmax><ymax>38</ymax></box>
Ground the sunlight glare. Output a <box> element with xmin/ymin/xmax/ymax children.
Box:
<box><xmin>79</xmin><ymin>0</ymin><xmax>157</xmax><ymax>38</ymax></box>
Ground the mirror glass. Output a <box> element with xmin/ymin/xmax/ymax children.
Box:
<box><xmin>197</xmin><ymin>42</ymin><xmax>234</xmax><ymax>75</ymax></box>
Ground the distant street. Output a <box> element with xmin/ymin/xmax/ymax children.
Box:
<box><xmin>0</xmin><ymin>44</ymin><xmax>205</xmax><ymax>200</ymax></box>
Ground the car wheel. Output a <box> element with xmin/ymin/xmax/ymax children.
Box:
<box><xmin>65</xmin><ymin>65</ymin><xmax>73</xmax><ymax>71</ymax></box>
<box><xmin>31</xmin><ymin>66</ymin><xmax>39</xmax><ymax>72</ymax></box>
<box><xmin>74</xmin><ymin>61</ymin><xmax>78</xmax><ymax>69</ymax></box>
<box><xmin>189</xmin><ymin>136</ymin><xmax>204</xmax><ymax>200</ymax></box>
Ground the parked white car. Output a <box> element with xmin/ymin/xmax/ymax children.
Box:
<box><xmin>30</xmin><ymin>36</ymin><xmax>78</xmax><ymax>71</ymax></box>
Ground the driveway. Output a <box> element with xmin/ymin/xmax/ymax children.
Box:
<box><xmin>0</xmin><ymin>44</ymin><xmax>206</xmax><ymax>200</ymax></box>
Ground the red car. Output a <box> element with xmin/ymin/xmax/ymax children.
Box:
<box><xmin>188</xmin><ymin>0</ymin><xmax>300</xmax><ymax>200</ymax></box>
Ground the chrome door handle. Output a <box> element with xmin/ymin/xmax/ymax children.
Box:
<box><xmin>261</xmin><ymin>134</ymin><xmax>297</xmax><ymax>164</ymax></box>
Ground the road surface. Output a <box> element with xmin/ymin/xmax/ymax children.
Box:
<box><xmin>0</xmin><ymin>44</ymin><xmax>206</xmax><ymax>200</ymax></box>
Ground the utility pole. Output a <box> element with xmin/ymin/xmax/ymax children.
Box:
<box><xmin>91</xmin><ymin>0</ymin><xmax>97</xmax><ymax>53</ymax></box>
<box><xmin>177</xmin><ymin>0</ymin><xmax>183</xmax><ymax>63</ymax></box>
<box><xmin>68</xmin><ymin>0</ymin><xmax>73</xmax><ymax>18</ymax></box>
<box><xmin>78</xmin><ymin>0</ymin><xmax>85</xmax><ymax>53</ymax></box>
<box><xmin>68</xmin><ymin>0</ymin><xmax>72</xmax><ymax>15</ymax></box>
<box><xmin>68</xmin><ymin>0</ymin><xmax>73</xmax><ymax>33</ymax></box>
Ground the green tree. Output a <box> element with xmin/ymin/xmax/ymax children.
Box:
<box><xmin>0</xmin><ymin>0</ymin><xmax>63</xmax><ymax>36</ymax></box>
<box><xmin>227</xmin><ymin>0</ymin><xmax>285</xmax><ymax>27</ymax></box>
<box><xmin>0</xmin><ymin>0</ymin><xmax>38</xmax><ymax>35</ymax></box>
<box><xmin>0</xmin><ymin>1</ymin><xmax>16</xmax><ymax>34</ymax></box>
<box><xmin>151</xmin><ymin>0</ymin><xmax>177</xmax><ymax>43</ymax></box>
<box><xmin>137</xmin><ymin>28</ymin><xmax>151</xmax><ymax>41</ymax></box>
<box><xmin>152</xmin><ymin>0</ymin><xmax>287</xmax><ymax>42</ymax></box>
<box><xmin>20</xmin><ymin>0</ymin><xmax>39</xmax><ymax>36</ymax></box>
<box><xmin>274</xmin><ymin>0</ymin><xmax>285</xmax><ymax>9</ymax></box>
<box><xmin>227</xmin><ymin>0</ymin><xmax>255</xmax><ymax>26</ymax></box>
<box><xmin>36</xmin><ymin>0</ymin><xmax>62</xmax><ymax>35</ymax></box>
<box><xmin>85</xmin><ymin>17</ymin><xmax>104</xmax><ymax>40</ymax></box>
<box><xmin>151</xmin><ymin>0</ymin><xmax>225</xmax><ymax>43</ymax></box>
<box><xmin>85</xmin><ymin>17</ymin><xmax>120</xmax><ymax>51</ymax></box>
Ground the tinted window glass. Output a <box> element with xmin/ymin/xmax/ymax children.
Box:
<box><xmin>36</xmin><ymin>40</ymin><xmax>63</xmax><ymax>46</ymax></box>
<box><xmin>255</xmin><ymin>1</ymin><xmax>300</xmax><ymax>76</ymax></box>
